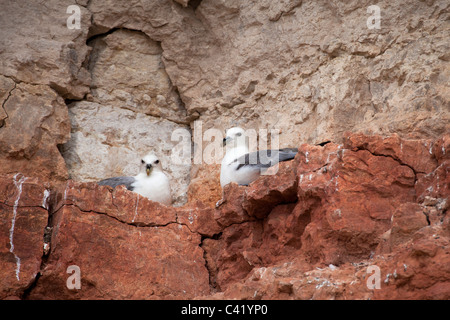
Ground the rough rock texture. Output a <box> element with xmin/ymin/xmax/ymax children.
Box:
<box><xmin>0</xmin><ymin>0</ymin><xmax>449</xmax><ymax>300</ymax></box>
<box><xmin>0</xmin><ymin>1</ymin><xmax>91</xmax><ymax>99</ymax></box>
<box><xmin>0</xmin><ymin>174</ymin><xmax>50</xmax><ymax>299</ymax></box>
<box><xmin>0</xmin><ymin>177</ymin><xmax>213</xmax><ymax>299</ymax></box>
<box><xmin>201</xmin><ymin>133</ymin><xmax>450</xmax><ymax>299</ymax></box>
<box><xmin>0</xmin><ymin>80</ymin><xmax>71</xmax><ymax>181</ymax></box>
<box><xmin>30</xmin><ymin>204</ymin><xmax>209</xmax><ymax>299</ymax></box>
<box><xmin>0</xmin><ymin>133</ymin><xmax>448</xmax><ymax>299</ymax></box>
<box><xmin>61</xmin><ymin>101</ymin><xmax>191</xmax><ymax>205</ymax></box>
<box><xmin>60</xmin><ymin>28</ymin><xmax>192</xmax><ymax>205</ymax></box>
<box><xmin>2</xmin><ymin>0</ymin><xmax>448</xmax><ymax>206</ymax></box>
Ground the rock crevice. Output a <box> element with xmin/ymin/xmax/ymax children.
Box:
<box><xmin>2</xmin><ymin>132</ymin><xmax>447</xmax><ymax>299</ymax></box>
<box><xmin>0</xmin><ymin>0</ymin><xmax>449</xmax><ymax>300</ymax></box>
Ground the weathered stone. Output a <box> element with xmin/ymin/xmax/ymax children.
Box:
<box><xmin>0</xmin><ymin>175</ymin><xmax>49</xmax><ymax>299</ymax></box>
<box><xmin>344</xmin><ymin>132</ymin><xmax>438</xmax><ymax>173</ymax></box>
<box><xmin>243</xmin><ymin>159</ymin><xmax>299</xmax><ymax>219</ymax></box>
<box><xmin>60</xmin><ymin>102</ymin><xmax>191</xmax><ymax>205</ymax></box>
<box><xmin>29</xmin><ymin>205</ymin><xmax>209</xmax><ymax>299</ymax></box>
<box><xmin>0</xmin><ymin>76</ymin><xmax>15</xmax><ymax>128</ymax></box>
<box><xmin>0</xmin><ymin>0</ymin><xmax>449</xmax><ymax>301</ymax></box>
<box><xmin>0</xmin><ymin>82</ymin><xmax>70</xmax><ymax>182</ymax></box>
<box><xmin>296</xmin><ymin>140</ymin><xmax>417</xmax><ymax>265</ymax></box>
<box><xmin>389</xmin><ymin>202</ymin><xmax>429</xmax><ymax>248</ymax></box>
<box><xmin>0</xmin><ymin>0</ymin><xmax>91</xmax><ymax>99</ymax></box>
<box><xmin>202</xmin><ymin>133</ymin><xmax>449</xmax><ymax>294</ymax></box>
<box><xmin>176</xmin><ymin>201</ymin><xmax>222</xmax><ymax>238</ymax></box>
<box><xmin>187</xmin><ymin>164</ymin><xmax>222</xmax><ymax>208</ymax></box>
<box><xmin>59</xmin><ymin>27</ymin><xmax>193</xmax><ymax>205</ymax></box>
<box><xmin>214</xmin><ymin>183</ymin><xmax>251</xmax><ymax>227</ymax></box>
<box><xmin>1</xmin><ymin>133</ymin><xmax>449</xmax><ymax>300</ymax></box>
<box><xmin>54</xmin><ymin>180</ymin><xmax>178</xmax><ymax>226</ymax></box>
<box><xmin>88</xmin><ymin>29</ymin><xmax>188</xmax><ymax>123</ymax></box>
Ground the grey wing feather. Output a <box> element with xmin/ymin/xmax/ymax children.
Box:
<box><xmin>98</xmin><ymin>176</ymin><xmax>136</xmax><ymax>190</ymax></box>
<box><xmin>235</xmin><ymin>148</ymin><xmax>298</xmax><ymax>170</ymax></box>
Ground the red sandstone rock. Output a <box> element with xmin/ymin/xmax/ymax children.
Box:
<box><xmin>416</xmin><ymin>161</ymin><xmax>449</xmax><ymax>203</ymax></box>
<box><xmin>214</xmin><ymin>183</ymin><xmax>252</xmax><ymax>227</ymax></box>
<box><xmin>29</xmin><ymin>204</ymin><xmax>210</xmax><ymax>299</ymax></box>
<box><xmin>54</xmin><ymin>180</ymin><xmax>178</xmax><ymax>226</ymax></box>
<box><xmin>389</xmin><ymin>203</ymin><xmax>429</xmax><ymax>248</ymax></box>
<box><xmin>0</xmin><ymin>133</ymin><xmax>448</xmax><ymax>300</ymax></box>
<box><xmin>199</xmin><ymin>133</ymin><xmax>449</xmax><ymax>295</ymax></box>
<box><xmin>207</xmin><ymin>230</ymin><xmax>450</xmax><ymax>300</ymax></box>
<box><xmin>0</xmin><ymin>174</ymin><xmax>49</xmax><ymax>299</ymax></box>
<box><xmin>1</xmin><ymin>176</ymin><xmax>213</xmax><ymax>299</ymax></box>
<box><xmin>176</xmin><ymin>200</ymin><xmax>222</xmax><ymax>238</ymax></box>
<box><xmin>343</xmin><ymin>132</ymin><xmax>438</xmax><ymax>173</ymax></box>
<box><xmin>243</xmin><ymin>159</ymin><xmax>299</xmax><ymax>219</ymax></box>
<box><xmin>187</xmin><ymin>164</ymin><xmax>222</xmax><ymax>208</ymax></box>
<box><xmin>298</xmin><ymin>144</ymin><xmax>417</xmax><ymax>265</ymax></box>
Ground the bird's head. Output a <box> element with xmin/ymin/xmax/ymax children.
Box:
<box><xmin>223</xmin><ymin>127</ymin><xmax>247</xmax><ymax>148</ymax></box>
<box><xmin>140</xmin><ymin>153</ymin><xmax>163</xmax><ymax>176</ymax></box>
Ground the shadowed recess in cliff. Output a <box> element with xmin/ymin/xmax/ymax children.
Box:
<box><xmin>0</xmin><ymin>78</ymin><xmax>16</xmax><ymax>129</ymax></box>
<box><xmin>59</xmin><ymin>27</ymin><xmax>193</xmax><ymax>206</ymax></box>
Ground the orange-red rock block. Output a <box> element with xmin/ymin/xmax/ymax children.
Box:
<box><xmin>1</xmin><ymin>133</ymin><xmax>448</xmax><ymax>300</ymax></box>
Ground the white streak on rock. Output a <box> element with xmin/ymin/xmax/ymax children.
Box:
<box><xmin>42</xmin><ymin>189</ymin><xmax>50</xmax><ymax>209</ymax></box>
<box><xmin>10</xmin><ymin>173</ymin><xmax>27</xmax><ymax>281</ymax></box>
<box><xmin>132</xmin><ymin>193</ymin><xmax>139</xmax><ymax>223</ymax></box>
<box><xmin>63</xmin><ymin>182</ymin><xmax>69</xmax><ymax>202</ymax></box>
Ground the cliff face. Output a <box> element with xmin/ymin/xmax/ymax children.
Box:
<box><xmin>1</xmin><ymin>0</ymin><xmax>449</xmax><ymax>202</ymax></box>
<box><xmin>0</xmin><ymin>0</ymin><xmax>449</xmax><ymax>299</ymax></box>
<box><xmin>0</xmin><ymin>133</ymin><xmax>448</xmax><ymax>299</ymax></box>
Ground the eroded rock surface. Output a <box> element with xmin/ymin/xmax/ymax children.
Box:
<box><xmin>0</xmin><ymin>133</ymin><xmax>448</xmax><ymax>299</ymax></box>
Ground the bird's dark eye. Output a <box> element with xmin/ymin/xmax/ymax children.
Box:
<box><xmin>236</xmin><ymin>132</ymin><xmax>242</xmax><ymax>137</ymax></box>
<box><xmin>141</xmin><ymin>160</ymin><xmax>145</xmax><ymax>164</ymax></box>
<box><xmin>154</xmin><ymin>160</ymin><xmax>159</xmax><ymax>164</ymax></box>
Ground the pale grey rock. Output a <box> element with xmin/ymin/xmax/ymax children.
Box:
<box><xmin>61</xmin><ymin>101</ymin><xmax>191</xmax><ymax>205</ymax></box>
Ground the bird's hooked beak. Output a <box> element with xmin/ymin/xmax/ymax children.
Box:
<box><xmin>223</xmin><ymin>137</ymin><xmax>230</xmax><ymax>147</ymax></box>
<box><xmin>146</xmin><ymin>164</ymin><xmax>152</xmax><ymax>176</ymax></box>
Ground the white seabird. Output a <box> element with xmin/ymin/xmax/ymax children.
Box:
<box><xmin>220</xmin><ymin>127</ymin><xmax>298</xmax><ymax>187</ymax></box>
<box><xmin>98</xmin><ymin>153</ymin><xmax>172</xmax><ymax>205</ymax></box>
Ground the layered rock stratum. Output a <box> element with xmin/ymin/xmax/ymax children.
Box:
<box><xmin>0</xmin><ymin>133</ymin><xmax>448</xmax><ymax>299</ymax></box>
<box><xmin>0</xmin><ymin>0</ymin><xmax>449</xmax><ymax>299</ymax></box>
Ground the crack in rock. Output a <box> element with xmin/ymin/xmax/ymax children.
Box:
<box><xmin>0</xmin><ymin>82</ymin><xmax>16</xmax><ymax>128</ymax></box>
